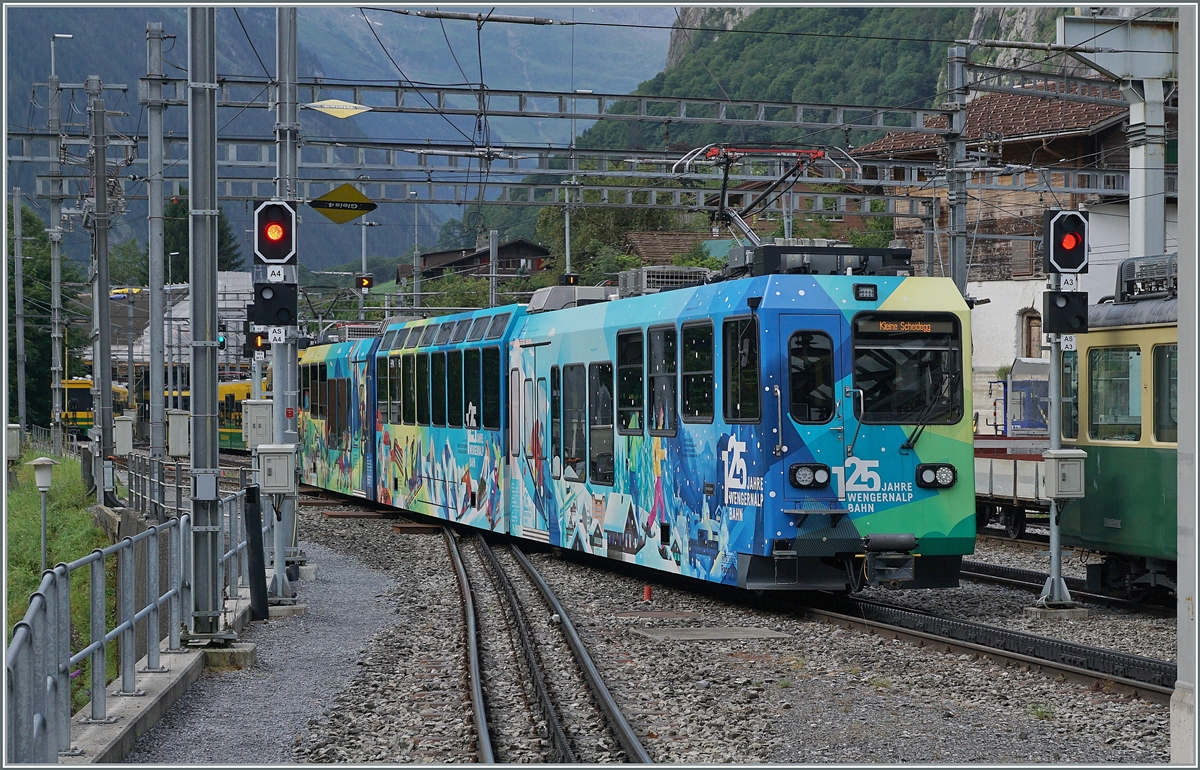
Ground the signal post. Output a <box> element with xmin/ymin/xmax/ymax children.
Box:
<box><xmin>1029</xmin><ymin>209</ymin><xmax>1089</xmax><ymax>618</ymax></box>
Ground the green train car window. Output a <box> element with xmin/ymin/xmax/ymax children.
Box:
<box><xmin>1154</xmin><ymin>344</ymin><xmax>1177</xmax><ymax>443</ymax></box>
<box><xmin>1061</xmin><ymin>350</ymin><xmax>1078</xmax><ymax>440</ymax></box>
<box><xmin>1088</xmin><ymin>346</ymin><xmax>1141</xmax><ymax>441</ymax></box>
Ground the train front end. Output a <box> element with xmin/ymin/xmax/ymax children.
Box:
<box><xmin>737</xmin><ymin>274</ymin><xmax>975</xmax><ymax>590</ymax></box>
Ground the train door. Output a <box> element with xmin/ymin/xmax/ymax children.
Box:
<box><xmin>351</xmin><ymin>353</ymin><xmax>368</xmax><ymax>497</ymax></box>
<box><xmin>776</xmin><ymin>314</ymin><xmax>847</xmax><ymax>508</ymax></box>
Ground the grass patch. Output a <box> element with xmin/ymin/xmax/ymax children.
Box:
<box><xmin>778</xmin><ymin>679</ymin><xmax>792</xmax><ymax>689</ymax></box>
<box><xmin>6</xmin><ymin>450</ymin><xmax>118</xmax><ymax>712</ymax></box>
<box><xmin>1029</xmin><ymin>703</ymin><xmax>1054</xmax><ymax>720</ymax></box>
<box><xmin>871</xmin><ymin>676</ymin><xmax>892</xmax><ymax>689</ymax></box>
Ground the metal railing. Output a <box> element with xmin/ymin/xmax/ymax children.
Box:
<box><xmin>26</xmin><ymin>426</ymin><xmax>81</xmax><ymax>459</ymax></box>
<box><xmin>6</xmin><ymin>455</ymin><xmax>270</xmax><ymax>764</ymax></box>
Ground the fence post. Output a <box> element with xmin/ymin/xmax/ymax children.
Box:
<box><xmin>54</xmin><ymin>565</ymin><xmax>71</xmax><ymax>753</ymax></box>
<box><xmin>117</xmin><ymin>540</ymin><xmax>139</xmax><ymax>695</ymax></box>
<box><xmin>167</xmin><ymin>521</ymin><xmax>182</xmax><ymax>652</ymax></box>
<box><xmin>89</xmin><ymin>553</ymin><xmax>107</xmax><ymax>721</ymax></box>
<box><xmin>181</xmin><ymin>514</ymin><xmax>194</xmax><ymax>635</ymax></box>
<box><xmin>143</xmin><ymin>529</ymin><xmax>164</xmax><ymax>672</ymax></box>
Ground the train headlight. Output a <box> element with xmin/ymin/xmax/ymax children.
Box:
<box><xmin>789</xmin><ymin>463</ymin><xmax>830</xmax><ymax>489</ymax></box>
<box><xmin>916</xmin><ymin>463</ymin><xmax>957</xmax><ymax>488</ymax></box>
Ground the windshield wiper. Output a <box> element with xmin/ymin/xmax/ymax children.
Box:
<box><xmin>900</xmin><ymin>370</ymin><xmax>958</xmax><ymax>451</ymax></box>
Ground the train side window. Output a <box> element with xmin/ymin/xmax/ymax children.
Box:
<box><xmin>316</xmin><ymin>363</ymin><xmax>327</xmax><ymax>420</ymax></box>
<box><xmin>616</xmin><ymin>330</ymin><xmax>644</xmax><ymax>435</ymax></box>
<box><xmin>452</xmin><ymin>319</ymin><xmax>472</xmax><ymax>343</ymax></box>
<box><xmin>509</xmin><ymin>369</ymin><xmax>522</xmax><ymax>457</ymax></box>
<box><xmin>787</xmin><ymin>331</ymin><xmax>834</xmax><ymax>423</ymax></box>
<box><xmin>389</xmin><ymin>357</ymin><xmax>402</xmax><ymax>424</ymax></box>
<box><xmin>402</xmin><ymin>354</ymin><xmax>416</xmax><ymax>425</ymax></box>
<box><xmin>1153</xmin><ymin>344</ymin><xmax>1177</xmax><ymax>442</ymax></box>
<box><xmin>486</xmin><ymin>312</ymin><xmax>512</xmax><ymax>340</ymax></box>
<box><xmin>522</xmin><ymin>378</ymin><xmax>535</xmax><ymax>459</ymax></box>
<box><xmin>648</xmin><ymin>326</ymin><xmax>677</xmax><ymax>435</ymax></box>
<box><xmin>380</xmin><ymin>329</ymin><xmax>397</xmax><ymax>351</ymax></box>
<box><xmin>537</xmin><ymin>377</ymin><xmax>548</xmax><ymax>463</ymax></box>
<box><xmin>467</xmin><ymin>317</ymin><xmax>490</xmax><ymax>342</ymax></box>
<box><xmin>723</xmin><ymin>316</ymin><xmax>761</xmax><ymax>422</ymax></box>
<box><xmin>550</xmin><ymin>366</ymin><xmax>562</xmax><ymax>479</ymax></box>
<box><xmin>447</xmin><ymin>350</ymin><xmax>463</xmax><ymax>427</ymax></box>
<box><xmin>1061</xmin><ymin>350</ymin><xmax>1078</xmax><ymax>439</ymax></box>
<box><xmin>435</xmin><ymin>323</ymin><xmax>455</xmax><ymax>346</ymax></box>
<box><xmin>375</xmin><ymin>356</ymin><xmax>388</xmax><ymax>421</ymax></box>
<box><xmin>416</xmin><ymin>353</ymin><xmax>431</xmax><ymax>425</ymax></box>
<box><xmin>301</xmin><ymin>365</ymin><xmax>310</xmax><ymax>412</ymax></box>
<box><xmin>403</xmin><ymin>327</ymin><xmax>420</xmax><ymax>349</ymax></box>
<box><xmin>589</xmin><ymin>362</ymin><xmax>615</xmax><ymax>485</ymax></box>
<box><xmin>681</xmin><ymin>322</ymin><xmax>715</xmax><ymax>422</ymax></box>
<box><xmin>431</xmin><ymin>352</ymin><xmax>447</xmax><ymax>426</ymax></box>
<box><xmin>419</xmin><ymin>325</ymin><xmax>440</xmax><ymax>347</ymax></box>
<box><xmin>562</xmin><ymin>364</ymin><xmax>587</xmax><ymax>482</ymax></box>
<box><xmin>482</xmin><ymin>347</ymin><xmax>501</xmax><ymax>431</ymax></box>
<box><xmin>392</xmin><ymin>328</ymin><xmax>411</xmax><ymax>350</ymax></box>
<box><xmin>1088</xmin><ymin>346</ymin><xmax>1142</xmax><ymax>441</ymax></box>
<box><xmin>464</xmin><ymin>349</ymin><xmax>482</xmax><ymax>429</ymax></box>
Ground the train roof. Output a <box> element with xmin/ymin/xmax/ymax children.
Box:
<box><xmin>1089</xmin><ymin>296</ymin><xmax>1177</xmax><ymax>328</ymax></box>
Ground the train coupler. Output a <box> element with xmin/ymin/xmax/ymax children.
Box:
<box><xmin>862</xmin><ymin>533</ymin><xmax>917</xmax><ymax>588</ymax></box>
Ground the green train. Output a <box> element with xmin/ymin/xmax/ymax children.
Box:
<box><xmin>1060</xmin><ymin>254</ymin><xmax>1178</xmax><ymax>599</ymax></box>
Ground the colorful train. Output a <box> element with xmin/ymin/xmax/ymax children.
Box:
<box><xmin>298</xmin><ymin>268</ymin><xmax>976</xmax><ymax>591</ymax></box>
<box><xmin>1061</xmin><ymin>254</ymin><xmax>1178</xmax><ymax>598</ymax></box>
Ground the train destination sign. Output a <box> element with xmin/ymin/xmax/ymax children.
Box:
<box><xmin>309</xmin><ymin>184</ymin><xmax>379</xmax><ymax>224</ymax></box>
<box><xmin>856</xmin><ymin>318</ymin><xmax>956</xmax><ymax>336</ymax></box>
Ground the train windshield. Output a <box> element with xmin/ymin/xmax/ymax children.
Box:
<box><xmin>852</xmin><ymin>313</ymin><xmax>963</xmax><ymax>425</ymax></box>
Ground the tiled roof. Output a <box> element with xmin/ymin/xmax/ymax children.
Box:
<box><xmin>853</xmin><ymin>87</ymin><xmax>1126</xmax><ymax>157</ymax></box>
<box><xmin>622</xmin><ymin>231</ymin><xmax>712</xmax><ymax>266</ymax></box>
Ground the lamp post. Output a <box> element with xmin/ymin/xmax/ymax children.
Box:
<box><xmin>50</xmin><ymin>32</ymin><xmax>72</xmax><ymax>78</ymax></box>
<box><xmin>27</xmin><ymin>457</ymin><xmax>59</xmax><ymax>573</ymax></box>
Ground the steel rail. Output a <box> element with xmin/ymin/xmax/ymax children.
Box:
<box><xmin>959</xmin><ymin>560</ymin><xmax>1174</xmax><ymax>617</ymax></box>
<box><xmin>475</xmin><ymin>536</ymin><xmax>576</xmax><ymax>763</ymax></box>
<box><xmin>442</xmin><ymin>527</ymin><xmax>494</xmax><ymax>764</ymax></box>
<box><xmin>800</xmin><ymin>597</ymin><xmax>1175</xmax><ymax>704</ymax></box>
<box><xmin>510</xmin><ymin>545</ymin><xmax>654</xmax><ymax>764</ymax></box>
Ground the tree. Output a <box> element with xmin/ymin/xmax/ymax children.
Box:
<box><xmin>162</xmin><ymin>194</ymin><xmax>244</xmax><ymax>281</ymax></box>
<box><xmin>672</xmin><ymin>242</ymin><xmax>725</xmax><ymax>271</ymax></box>
<box><xmin>7</xmin><ymin>203</ymin><xmax>88</xmax><ymax>429</ymax></box>
<box><xmin>108</xmin><ymin>237</ymin><xmax>148</xmax><ymax>286</ymax></box>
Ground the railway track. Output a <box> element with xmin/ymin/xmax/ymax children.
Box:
<box><xmin>446</xmin><ymin>530</ymin><xmax>652</xmax><ymax>763</ymax></box>
<box><xmin>960</xmin><ymin>560</ymin><xmax>1175</xmax><ymax>617</ymax></box>
<box><xmin>789</xmin><ymin>594</ymin><xmax>1175</xmax><ymax>705</ymax></box>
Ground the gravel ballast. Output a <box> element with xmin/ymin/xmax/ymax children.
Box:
<box><xmin>123</xmin><ymin>508</ymin><xmax>1173</xmax><ymax>763</ymax></box>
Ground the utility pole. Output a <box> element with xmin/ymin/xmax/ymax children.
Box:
<box><xmin>146</xmin><ymin>21</ymin><xmax>166</xmax><ymax>460</ymax></box>
<box><xmin>126</xmin><ymin>290</ymin><xmax>134</xmax><ymax>415</ymax></box>
<box><xmin>188</xmin><ymin>7</ymin><xmax>221</xmax><ymax>636</ymax></box>
<box><xmin>358</xmin><ymin>218</ymin><xmax>380</xmax><ymax>320</ymax></box>
<box><xmin>13</xmin><ymin>188</ymin><xmax>27</xmax><ymax>433</ymax></box>
<box><xmin>87</xmin><ymin>75</ymin><xmax>116</xmax><ymax>507</ymax></box>
<box><xmin>945</xmin><ymin>46</ymin><xmax>969</xmax><ymax>296</ymax></box>
<box><xmin>49</xmin><ymin>33</ymin><xmax>70</xmax><ymax>456</ymax></box>
<box><xmin>410</xmin><ymin>190</ymin><xmax>420</xmax><ymax>308</ymax></box>
<box><xmin>488</xmin><ymin>229</ymin><xmax>498</xmax><ymax>308</ymax></box>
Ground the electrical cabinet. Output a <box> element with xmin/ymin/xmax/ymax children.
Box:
<box><xmin>7</xmin><ymin>424</ymin><xmax>20</xmax><ymax>460</ymax></box>
<box><xmin>114</xmin><ymin>416</ymin><xmax>133</xmax><ymax>456</ymax></box>
<box><xmin>257</xmin><ymin>443</ymin><xmax>296</xmax><ymax>495</ymax></box>
<box><xmin>242</xmin><ymin>400</ymin><xmax>273</xmax><ymax>450</ymax></box>
<box><xmin>1043</xmin><ymin>448</ymin><xmax>1087</xmax><ymax>498</ymax></box>
<box><xmin>167</xmin><ymin>410</ymin><xmax>189</xmax><ymax>457</ymax></box>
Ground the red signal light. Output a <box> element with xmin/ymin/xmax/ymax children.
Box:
<box><xmin>265</xmin><ymin>222</ymin><xmax>285</xmax><ymax>242</ymax></box>
<box><xmin>1060</xmin><ymin>232</ymin><xmax>1081</xmax><ymax>251</ymax></box>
